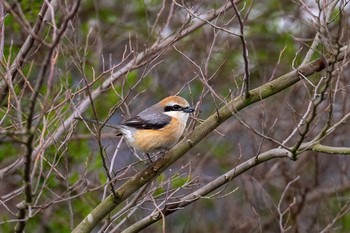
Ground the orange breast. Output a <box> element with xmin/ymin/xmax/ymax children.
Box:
<box><xmin>132</xmin><ymin>118</ymin><xmax>185</xmax><ymax>152</ymax></box>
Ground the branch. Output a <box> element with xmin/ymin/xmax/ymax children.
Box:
<box><xmin>0</xmin><ymin>1</ymin><xmax>49</xmax><ymax>104</ymax></box>
<box><xmin>230</xmin><ymin>0</ymin><xmax>250</xmax><ymax>98</ymax></box>
<box><xmin>300</xmin><ymin>0</ymin><xmax>338</xmax><ymax>65</ymax></box>
<box><xmin>121</xmin><ymin>148</ymin><xmax>291</xmax><ymax>233</ymax></box>
<box><xmin>13</xmin><ymin>2</ymin><xmax>81</xmax><ymax>232</ymax></box>
<box><xmin>312</xmin><ymin>144</ymin><xmax>350</xmax><ymax>155</ymax></box>
<box><xmin>0</xmin><ymin>0</ymin><xmax>4</xmax><ymax>60</ymax></box>
<box><xmin>119</xmin><ymin>140</ymin><xmax>350</xmax><ymax>232</ymax></box>
<box><xmin>71</xmin><ymin>43</ymin><xmax>350</xmax><ymax>233</ymax></box>
<box><xmin>0</xmin><ymin>1</ymin><xmax>235</xmax><ymax>178</ymax></box>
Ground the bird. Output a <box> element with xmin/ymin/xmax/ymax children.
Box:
<box><xmin>115</xmin><ymin>96</ymin><xmax>194</xmax><ymax>162</ymax></box>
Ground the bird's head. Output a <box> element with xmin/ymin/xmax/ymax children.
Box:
<box><xmin>159</xmin><ymin>96</ymin><xmax>194</xmax><ymax>124</ymax></box>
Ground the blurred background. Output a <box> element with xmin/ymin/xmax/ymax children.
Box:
<box><xmin>1</xmin><ymin>0</ymin><xmax>350</xmax><ymax>232</ymax></box>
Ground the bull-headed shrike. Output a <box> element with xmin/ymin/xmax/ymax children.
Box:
<box><xmin>116</xmin><ymin>96</ymin><xmax>194</xmax><ymax>161</ymax></box>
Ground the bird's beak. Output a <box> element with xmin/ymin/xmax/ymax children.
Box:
<box><xmin>182</xmin><ymin>106</ymin><xmax>195</xmax><ymax>113</ymax></box>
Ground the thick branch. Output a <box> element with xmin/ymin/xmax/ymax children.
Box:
<box><xmin>72</xmin><ymin>44</ymin><xmax>350</xmax><ymax>233</ymax></box>
<box><xmin>122</xmin><ymin>148</ymin><xmax>291</xmax><ymax>233</ymax></box>
<box><xmin>312</xmin><ymin>144</ymin><xmax>350</xmax><ymax>155</ymax></box>
<box><xmin>122</xmin><ymin>141</ymin><xmax>350</xmax><ymax>232</ymax></box>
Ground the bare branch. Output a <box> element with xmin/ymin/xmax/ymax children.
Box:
<box><xmin>72</xmin><ymin>44</ymin><xmax>346</xmax><ymax>233</ymax></box>
<box><xmin>121</xmin><ymin>148</ymin><xmax>291</xmax><ymax>233</ymax></box>
<box><xmin>0</xmin><ymin>1</ymin><xmax>49</xmax><ymax>104</ymax></box>
<box><xmin>0</xmin><ymin>0</ymin><xmax>235</xmax><ymax>178</ymax></box>
<box><xmin>230</xmin><ymin>0</ymin><xmax>250</xmax><ymax>98</ymax></box>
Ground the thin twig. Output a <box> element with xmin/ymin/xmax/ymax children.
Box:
<box><xmin>0</xmin><ymin>0</ymin><xmax>4</xmax><ymax>60</ymax></box>
<box><xmin>0</xmin><ymin>1</ymin><xmax>235</xmax><ymax>178</ymax></box>
<box><xmin>13</xmin><ymin>2</ymin><xmax>82</xmax><ymax>232</ymax></box>
<box><xmin>230</xmin><ymin>0</ymin><xmax>250</xmax><ymax>99</ymax></box>
<box><xmin>0</xmin><ymin>1</ymin><xmax>49</xmax><ymax>104</ymax></box>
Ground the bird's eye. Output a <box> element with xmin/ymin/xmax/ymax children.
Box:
<box><xmin>172</xmin><ymin>104</ymin><xmax>181</xmax><ymax>110</ymax></box>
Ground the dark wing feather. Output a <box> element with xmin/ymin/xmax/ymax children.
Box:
<box><xmin>123</xmin><ymin>112</ymin><xmax>171</xmax><ymax>129</ymax></box>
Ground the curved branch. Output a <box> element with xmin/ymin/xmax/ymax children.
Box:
<box><xmin>119</xmin><ymin>141</ymin><xmax>350</xmax><ymax>232</ymax></box>
<box><xmin>122</xmin><ymin>148</ymin><xmax>291</xmax><ymax>233</ymax></box>
<box><xmin>72</xmin><ymin>43</ymin><xmax>350</xmax><ymax>233</ymax></box>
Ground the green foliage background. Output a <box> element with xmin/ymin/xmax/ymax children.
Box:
<box><xmin>1</xmin><ymin>0</ymin><xmax>350</xmax><ymax>233</ymax></box>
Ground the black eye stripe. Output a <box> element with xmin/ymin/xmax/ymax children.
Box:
<box><xmin>164</xmin><ymin>105</ymin><xmax>183</xmax><ymax>112</ymax></box>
